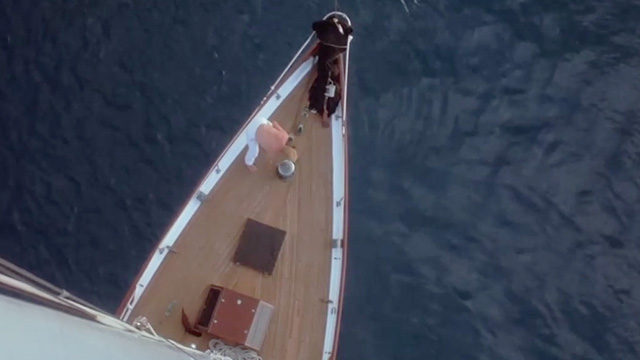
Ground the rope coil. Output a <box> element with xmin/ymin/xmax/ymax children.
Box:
<box><xmin>208</xmin><ymin>339</ymin><xmax>262</xmax><ymax>360</ymax></box>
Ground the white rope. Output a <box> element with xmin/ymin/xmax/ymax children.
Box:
<box><xmin>268</xmin><ymin>33</ymin><xmax>315</xmax><ymax>99</ymax></box>
<box><xmin>205</xmin><ymin>349</ymin><xmax>234</xmax><ymax>360</ymax></box>
<box><xmin>132</xmin><ymin>316</ymin><xmax>226</xmax><ymax>360</ymax></box>
<box><xmin>208</xmin><ymin>339</ymin><xmax>262</xmax><ymax>360</ymax></box>
<box><xmin>132</xmin><ymin>316</ymin><xmax>160</xmax><ymax>337</ymax></box>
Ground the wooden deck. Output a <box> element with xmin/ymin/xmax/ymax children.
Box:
<box><xmin>126</xmin><ymin>65</ymin><xmax>336</xmax><ymax>360</ymax></box>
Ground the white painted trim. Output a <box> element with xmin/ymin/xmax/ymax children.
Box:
<box><xmin>331</xmin><ymin>105</ymin><xmax>346</xmax><ymax>239</ymax></box>
<box><xmin>120</xmin><ymin>57</ymin><xmax>314</xmax><ymax>322</ymax></box>
<box><xmin>322</xmin><ymin>11</ymin><xmax>352</xmax><ymax>360</ymax></box>
<box><xmin>322</xmin><ymin>246</ymin><xmax>344</xmax><ymax>360</ymax></box>
<box><xmin>321</xmin><ymin>96</ymin><xmax>348</xmax><ymax>360</ymax></box>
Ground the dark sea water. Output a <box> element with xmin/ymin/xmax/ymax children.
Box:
<box><xmin>3</xmin><ymin>0</ymin><xmax>640</xmax><ymax>359</ymax></box>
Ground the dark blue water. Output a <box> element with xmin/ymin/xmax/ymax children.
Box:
<box><xmin>3</xmin><ymin>0</ymin><xmax>640</xmax><ymax>359</ymax></box>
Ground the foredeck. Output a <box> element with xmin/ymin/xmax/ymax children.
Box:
<box><xmin>125</xmin><ymin>62</ymin><xmax>336</xmax><ymax>360</ymax></box>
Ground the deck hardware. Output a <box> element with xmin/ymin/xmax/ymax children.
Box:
<box><xmin>335</xmin><ymin>197</ymin><xmax>344</xmax><ymax>207</ymax></box>
<box><xmin>165</xmin><ymin>300</ymin><xmax>177</xmax><ymax>316</ymax></box>
<box><xmin>277</xmin><ymin>160</ymin><xmax>296</xmax><ymax>181</ymax></box>
<box><xmin>214</xmin><ymin>165</ymin><xmax>221</xmax><ymax>174</ymax></box>
<box><xmin>332</xmin><ymin>239</ymin><xmax>342</xmax><ymax>249</ymax></box>
<box><xmin>158</xmin><ymin>245</ymin><xmax>177</xmax><ymax>255</ymax></box>
<box><xmin>275</xmin><ymin>92</ymin><xmax>281</xmax><ymax>100</ymax></box>
<box><xmin>196</xmin><ymin>190</ymin><xmax>208</xmax><ymax>202</ymax></box>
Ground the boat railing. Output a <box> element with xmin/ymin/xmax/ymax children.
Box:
<box><xmin>0</xmin><ymin>257</ymin><xmax>110</xmax><ymax>315</ymax></box>
<box><xmin>266</xmin><ymin>33</ymin><xmax>315</xmax><ymax>102</ymax></box>
<box><xmin>323</xmin><ymin>11</ymin><xmax>352</xmax><ymax>26</ymax></box>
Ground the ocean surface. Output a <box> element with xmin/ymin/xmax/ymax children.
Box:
<box><xmin>3</xmin><ymin>0</ymin><xmax>640</xmax><ymax>359</ymax></box>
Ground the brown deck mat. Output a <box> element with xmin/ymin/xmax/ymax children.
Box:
<box><xmin>233</xmin><ymin>218</ymin><xmax>286</xmax><ymax>275</ymax></box>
